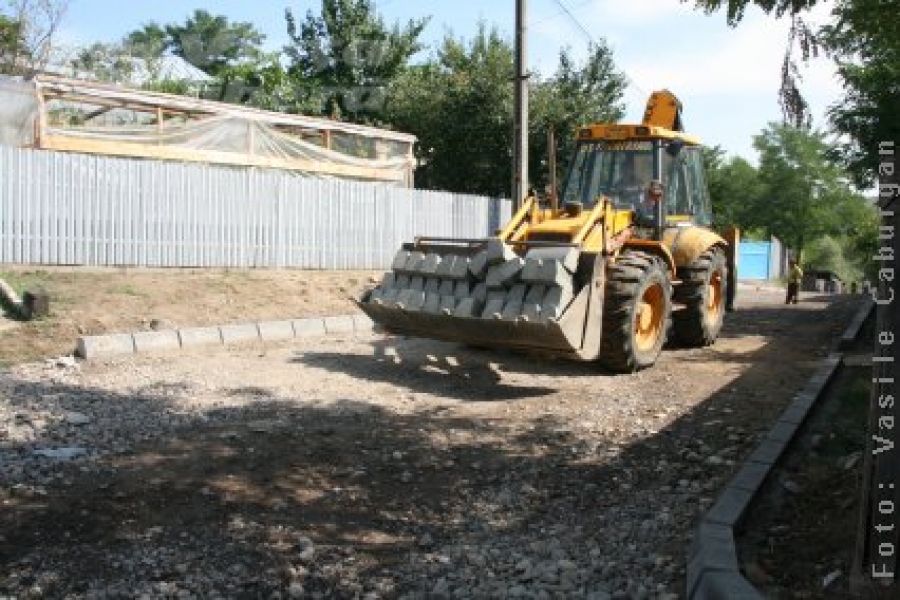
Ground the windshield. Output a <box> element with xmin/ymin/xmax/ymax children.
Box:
<box><xmin>560</xmin><ymin>140</ymin><xmax>657</xmax><ymax>211</ymax></box>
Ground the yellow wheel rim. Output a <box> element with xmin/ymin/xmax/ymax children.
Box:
<box><xmin>707</xmin><ymin>270</ymin><xmax>724</xmax><ymax>316</ymax></box>
<box><xmin>635</xmin><ymin>282</ymin><xmax>665</xmax><ymax>352</ymax></box>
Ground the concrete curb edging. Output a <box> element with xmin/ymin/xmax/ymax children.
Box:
<box><xmin>75</xmin><ymin>313</ymin><xmax>375</xmax><ymax>360</ymax></box>
<box><xmin>687</xmin><ymin>298</ymin><xmax>876</xmax><ymax>599</ymax></box>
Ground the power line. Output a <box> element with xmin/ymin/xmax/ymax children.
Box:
<box><xmin>551</xmin><ymin>0</ymin><xmax>596</xmax><ymax>45</ymax></box>
<box><xmin>549</xmin><ymin>0</ymin><xmax>648</xmax><ymax>102</ymax></box>
<box><xmin>530</xmin><ymin>0</ymin><xmax>595</xmax><ymax>27</ymax></box>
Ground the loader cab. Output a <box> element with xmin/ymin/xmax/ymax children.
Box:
<box><xmin>560</xmin><ymin>137</ymin><xmax>712</xmax><ymax>227</ymax></box>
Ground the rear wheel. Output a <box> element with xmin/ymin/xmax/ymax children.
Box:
<box><xmin>673</xmin><ymin>247</ymin><xmax>727</xmax><ymax>346</ymax></box>
<box><xmin>599</xmin><ymin>250</ymin><xmax>672</xmax><ymax>373</ymax></box>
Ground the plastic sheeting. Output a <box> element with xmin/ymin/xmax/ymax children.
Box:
<box><xmin>0</xmin><ymin>77</ymin><xmax>37</xmax><ymax>147</ymax></box>
<box><xmin>47</xmin><ymin>116</ymin><xmax>414</xmax><ymax>174</ymax></box>
<box><xmin>0</xmin><ymin>75</ymin><xmax>416</xmax><ymax>184</ymax></box>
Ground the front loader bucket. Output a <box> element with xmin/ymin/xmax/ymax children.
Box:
<box><xmin>357</xmin><ymin>240</ymin><xmax>606</xmax><ymax>361</ymax></box>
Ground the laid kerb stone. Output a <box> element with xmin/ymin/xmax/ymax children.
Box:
<box><xmin>293</xmin><ymin>318</ymin><xmax>326</xmax><ymax>337</ymax></box>
<box><xmin>133</xmin><ymin>330</ymin><xmax>181</xmax><ymax>354</ymax></box>
<box><xmin>220</xmin><ymin>323</ymin><xmax>261</xmax><ymax>343</ymax></box>
<box><xmin>323</xmin><ymin>315</ymin><xmax>355</xmax><ymax>333</ymax></box>
<box><xmin>258</xmin><ymin>320</ymin><xmax>295</xmax><ymax>341</ymax></box>
<box><xmin>178</xmin><ymin>326</ymin><xmax>223</xmax><ymax>348</ymax></box>
<box><xmin>76</xmin><ymin>334</ymin><xmax>136</xmax><ymax>360</ymax></box>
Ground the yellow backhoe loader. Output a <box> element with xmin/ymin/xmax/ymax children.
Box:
<box><xmin>357</xmin><ymin>90</ymin><xmax>739</xmax><ymax>372</ymax></box>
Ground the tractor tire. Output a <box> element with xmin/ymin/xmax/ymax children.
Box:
<box><xmin>599</xmin><ymin>250</ymin><xmax>672</xmax><ymax>373</ymax></box>
<box><xmin>673</xmin><ymin>247</ymin><xmax>728</xmax><ymax>346</ymax></box>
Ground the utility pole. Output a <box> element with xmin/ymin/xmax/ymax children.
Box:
<box><xmin>512</xmin><ymin>0</ymin><xmax>529</xmax><ymax>211</ymax></box>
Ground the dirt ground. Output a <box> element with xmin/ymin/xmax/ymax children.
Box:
<box><xmin>738</xmin><ymin>311</ymin><xmax>884</xmax><ymax>600</ymax></box>
<box><xmin>0</xmin><ymin>268</ymin><xmax>864</xmax><ymax>598</ymax></box>
<box><xmin>0</xmin><ymin>267</ymin><xmax>380</xmax><ymax>366</ymax></box>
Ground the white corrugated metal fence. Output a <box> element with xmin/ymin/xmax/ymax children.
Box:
<box><xmin>0</xmin><ymin>147</ymin><xmax>511</xmax><ymax>269</ymax></box>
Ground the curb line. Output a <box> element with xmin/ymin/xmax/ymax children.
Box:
<box><xmin>75</xmin><ymin>313</ymin><xmax>374</xmax><ymax>360</ymax></box>
<box><xmin>687</xmin><ymin>298</ymin><xmax>876</xmax><ymax>600</ymax></box>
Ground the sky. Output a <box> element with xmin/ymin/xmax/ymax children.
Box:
<box><xmin>57</xmin><ymin>0</ymin><xmax>844</xmax><ymax>163</ymax></box>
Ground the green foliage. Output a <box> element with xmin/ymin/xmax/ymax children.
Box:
<box><xmin>71</xmin><ymin>42</ymin><xmax>136</xmax><ymax>82</ymax></box>
<box><xmin>386</xmin><ymin>27</ymin><xmax>627</xmax><ymax>196</ymax></box>
<box><xmin>687</xmin><ymin>0</ymin><xmax>821</xmax><ymax>25</ymax></box>
<box><xmin>0</xmin><ymin>14</ymin><xmax>23</xmax><ymax>70</ymax></box>
<box><xmin>704</xmin><ymin>123</ymin><xmax>878</xmax><ymax>279</ymax></box>
<box><xmin>820</xmin><ymin>0</ymin><xmax>900</xmax><ymax>188</ymax></box>
<box><xmin>284</xmin><ymin>0</ymin><xmax>429</xmax><ymax>122</ymax></box>
<box><xmin>530</xmin><ymin>44</ymin><xmax>627</xmax><ymax>194</ymax></box>
<box><xmin>703</xmin><ymin>145</ymin><xmax>765</xmax><ymax>230</ymax></box>
<box><xmin>752</xmin><ymin>123</ymin><xmax>854</xmax><ymax>256</ymax></box>
<box><xmin>126</xmin><ymin>10</ymin><xmax>265</xmax><ymax>78</ymax></box>
<box><xmin>386</xmin><ymin>25</ymin><xmax>514</xmax><ymax>195</ymax></box>
<box><xmin>1</xmin><ymin>0</ymin><xmax>69</xmax><ymax>75</ymax></box>
<box><xmin>804</xmin><ymin>235</ymin><xmax>859</xmax><ymax>282</ymax></box>
<box><xmin>688</xmin><ymin>0</ymin><xmax>900</xmax><ymax>187</ymax></box>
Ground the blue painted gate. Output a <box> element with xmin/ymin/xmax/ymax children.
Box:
<box><xmin>739</xmin><ymin>241</ymin><xmax>772</xmax><ymax>280</ymax></box>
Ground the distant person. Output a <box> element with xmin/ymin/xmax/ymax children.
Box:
<box><xmin>786</xmin><ymin>259</ymin><xmax>803</xmax><ymax>305</ymax></box>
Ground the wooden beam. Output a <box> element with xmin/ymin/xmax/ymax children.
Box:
<box><xmin>40</xmin><ymin>134</ymin><xmax>408</xmax><ymax>183</ymax></box>
<box><xmin>34</xmin><ymin>74</ymin><xmax>416</xmax><ymax>144</ymax></box>
<box><xmin>35</xmin><ymin>89</ymin><xmax>47</xmax><ymax>148</ymax></box>
<box><xmin>84</xmin><ymin>106</ymin><xmax>113</xmax><ymax>121</ymax></box>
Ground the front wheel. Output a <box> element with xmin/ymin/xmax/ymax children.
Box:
<box><xmin>599</xmin><ymin>250</ymin><xmax>672</xmax><ymax>373</ymax></box>
<box><xmin>673</xmin><ymin>247</ymin><xmax>728</xmax><ymax>346</ymax></box>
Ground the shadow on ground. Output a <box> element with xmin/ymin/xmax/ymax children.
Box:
<box><xmin>0</xmin><ymin>294</ymin><xmax>861</xmax><ymax>598</ymax></box>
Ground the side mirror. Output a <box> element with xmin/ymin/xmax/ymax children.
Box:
<box><xmin>665</xmin><ymin>139</ymin><xmax>684</xmax><ymax>157</ymax></box>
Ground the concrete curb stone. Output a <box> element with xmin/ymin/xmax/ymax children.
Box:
<box><xmin>323</xmin><ymin>315</ymin><xmax>355</xmax><ymax>334</ymax></box>
<box><xmin>75</xmin><ymin>334</ymin><xmax>136</xmax><ymax>360</ymax></box>
<box><xmin>75</xmin><ymin>313</ymin><xmax>371</xmax><ymax>360</ymax></box>
<box><xmin>686</xmin><ymin>298</ymin><xmax>872</xmax><ymax>599</ymax></box>
<box><xmin>220</xmin><ymin>323</ymin><xmax>261</xmax><ymax>344</ymax></box>
<box><xmin>293</xmin><ymin>318</ymin><xmax>327</xmax><ymax>337</ymax></box>
<box><xmin>258</xmin><ymin>320</ymin><xmax>295</xmax><ymax>342</ymax></box>
<box><xmin>178</xmin><ymin>326</ymin><xmax>223</xmax><ymax>348</ymax></box>
<box><xmin>132</xmin><ymin>330</ymin><xmax>181</xmax><ymax>354</ymax></box>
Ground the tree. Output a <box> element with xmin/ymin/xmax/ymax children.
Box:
<box><xmin>125</xmin><ymin>10</ymin><xmax>265</xmax><ymax>77</ymax></box>
<box><xmin>0</xmin><ymin>14</ymin><xmax>23</xmax><ymax>73</ymax></box>
<box><xmin>530</xmin><ymin>44</ymin><xmax>627</xmax><ymax>194</ymax></box>
<box><xmin>0</xmin><ymin>0</ymin><xmax>69</xmax><ymax>75</ymax></box>
<box><xmin>820</xmin><ymin>0</ymin><xmax>900</xmax><ymax>188</ymax></box>
<box><xmin>71</xmin><ymin>42</ymin><xmax>136</xmax><ymax>82</ymax></box>
<box><xmin>752</xmin><ymin>122</ymin><xmax>870</xmax><ymax>258</ymax></box>
<box><xmin>386</xmin><ymin>25</ymin><xmax>514</xmax><ymax>195</ymax></box>
<box><xmin>703</xmin><ymin>145</ymin><xmax>765</xmax><ymax>231</ymax></box>
<box><xmin>386</xmin><ymin>27</ymin><xmax>627</xmax><ymax>196</ymax></box>
<box><xmin>688</xmin><ymin>0</ymin><xmax>900</xmax><ymax>187</ymax></box>
<box><xmin>284</xmin><ymin>0</ymin><xmax>429</xmax><ymax>122</ymax></box>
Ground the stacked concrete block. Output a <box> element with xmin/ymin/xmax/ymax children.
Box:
<box><xmin>424</xmin><ymin>278</ymin><xmax>441</xmax><ymax>294</ymax></box>
<box><xmin>453</xmin><ymin>280</ymin><xmax>471</xmax><ymax>300</ymax></box>
<box><xmin>419</xmin><ymin>253</ymin><xmax>441</xmax><ymax>276</ymax></box>
<box><xmin>423</xmin><ymin>293</ymin><xmax>442</xmax><ymax>314</ymax></box>
<box><xmin>522</xmin><ymin>284</ymin><xmax>547</xmax><ymax>322</ymax></box>
<box><xmin>391</xmin><ymin>249</ymin><xmax>410</xmax><ymax>271</ymax></box>
<box><xmin>447</xmin><ymin>255</ymin><xmax>472</xmax><ymax>279</ymax></box>
<box><xmin>525</xmin><ymin>247</ymin><xmax>579</xmax><ymax>272</ymax></box>
<box><xmin>397</xmin><ymin>289</ymin><xmax>426</xmax><ymax>312</ymax></box>
<box><xmin>540</xmin><ymin>283</ymin><xmax>575</xmax><ymax>321</ymax></box>
<box><xmin>486</xmin><ymin>238</ymin><xmax>517</xmax><ymax>264</ymax></box>
<box><xmin>482</xmin><ymin>289</ymin><xmax>508</xmax><ymax>319</ymax></box>
<box><xmin>501</xmin><ymin>284</ymin><xmax>527</xmax><ymax>320</ymax></box>
<box><xmin>364</xmin><ymin>241</ymin><xmax>580</xmax><ymax>325</ymax></box>
<box><xmin>485</xmin><ymin>257</ymin><xmax>524</xmax><ymax>288</ymax></box>
<box><xmin>469</xmin><ymin>250</ymin><xmax>489</xmax><ymax>278</ymax></box>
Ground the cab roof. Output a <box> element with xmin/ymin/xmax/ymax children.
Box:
<box><xmin>577</xmin><ymin>123</ymin><xmax>702</xmax><ymax>146</ymax></box>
